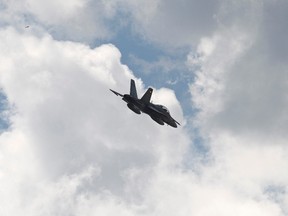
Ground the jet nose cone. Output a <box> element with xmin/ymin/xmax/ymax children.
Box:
<box><xmin>170</xmin><ymin>122</ymin><xmax>177</xmax><ymax>128</ymax></box>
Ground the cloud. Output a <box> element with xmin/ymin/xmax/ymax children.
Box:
<box><xmin>189</xmin><ymin>0</ymin><xmax>288</xmax><ymax>139</ymax></box>
<box><xmin>0</xmin><ymin>0</ymin><xmax>220</xmax><ymax>47</ymax></box>
<box><xmin>129</xmin><ymin>54</ymin><xmax>186</xmax><ymax>75</ymax></box>
<box><xmin>26</xmin><ymin>0</ymin><xmax>88</xmax><ymax>24</ymax></box>
<box><xmin>0</xmin><ymin>27</ymin><xmax>189</xmax><ymax>215</ymax></box>
<box><xmin>187</xmin><ymin>0</ymin><xmax>288</xmax><ymax>214</ymax></box>
<box><xmin>0</xmin><ymin>0</ymin><xmax>119</xmax><ymax>42</ymax></box>
<box><xmin>119</xmin><ymin>0</ymin><xmax>220</xmax><ymax>48</ymax></box>
<box><xmin>1</xmin><ymin>0</ymin><xmax>288</xmax><ymax>215</ymax></box>
<box><xmin>0</xmin><ymin>0</ymin><xmax>221</xmax><ymax>47</ymax></box>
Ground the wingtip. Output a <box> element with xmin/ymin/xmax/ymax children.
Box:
<box><xmin>110</xmin><ymin>89</ymin><xmax>117</xmax><ymax>95</ymax></box>
<box><xmin>110</xmin><ymin>89</ymin><xmax>123</xmax><ymax>97</ymax></box>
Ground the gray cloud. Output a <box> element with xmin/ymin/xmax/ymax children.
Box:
<box><xmin>190</xmin><ymin>0</ymin><xmax>288</xmax><ymax>138</ymax></box>
<box><xmin>261</xmin><ymin>0</ymin><xmax>288</xmax><ymax>62</ymax></box>
<box><xmin>188</xmin><ymin>1</ymin><xmax>288</xmax><ymax>213</ymax></box>
<box><xmin>121</xmin><ymin>0</ymin><xmax>220</xmax><ymax>47</ymax></box>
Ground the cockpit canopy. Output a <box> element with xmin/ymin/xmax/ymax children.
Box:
<box><xmin>158</xmin><ymin>105</ymin><xmax>170</xmax><ymax>114</ymax></box>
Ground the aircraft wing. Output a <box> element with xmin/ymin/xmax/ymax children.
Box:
<box><xmin>110</xmin><ymin>89</ymin><xmax>124</xmax><ymax>97</ymax></box>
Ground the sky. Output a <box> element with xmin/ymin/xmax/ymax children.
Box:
<box><xmin>0</xmin><ymin>0</ymin><xmax>288</xmax><ymax>215</ymax></box>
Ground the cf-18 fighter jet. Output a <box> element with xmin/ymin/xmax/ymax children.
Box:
<box><xmin>110</xmin><ymin>79</ymin><xmax>180</xmax><ymax>128</ymax></box>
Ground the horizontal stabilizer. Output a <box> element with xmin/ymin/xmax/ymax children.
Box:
<box><xmin>110</xmin><ymin>89</ymin><xmax>123</xmax><ymax>97</ymax></box>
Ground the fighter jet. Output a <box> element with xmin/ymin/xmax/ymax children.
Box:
<box><xmin>110</xmin><ymin>79</ymin><xmax>180</xmax><ymax>128</ymax></box>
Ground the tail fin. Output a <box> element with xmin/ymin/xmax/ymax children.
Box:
<box><xmin>141</xmin><ymin>88</ymin><xmax>153</xmax><ymax>103</ymax></box>
<box><xmin>130</xmin><ymin>79</ymin><xmax>138</xmax><ymax>98</ymax></box>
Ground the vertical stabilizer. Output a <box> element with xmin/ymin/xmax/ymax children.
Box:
<box><xmin>141</xmin><ymin>88</ymin><xmax>153</xmax><ymax>103</ymax></box>
<box><xmin>130</xmin><ymin>79</ymin><xmax>138</xmax><ymax>98</ymax></box>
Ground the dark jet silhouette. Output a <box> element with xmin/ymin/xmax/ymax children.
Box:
<box><xmin>110</xmin><ymin>79</ymin><xmax>180</xmax><ymax>128</ymax></box>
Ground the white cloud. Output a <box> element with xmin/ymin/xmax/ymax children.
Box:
<box><xmin>143</xmin><ymin>169</ymin><xmax>282</xmax><ymax>216</ymax></box>
<box><xmin>1</xmin><ymin>0</ymin><xmax>288</xmax><ymax>215</ymax></box>
<box><xmin>188</xmin><ymin>29</ymin><xmax>251</xmax><ymax>126</ymax></box>
<box><xmin>0</xmin><ymin>27</ymin><xmax>190</xmax><ymax>215</ymax></box>
<box><xmin>0</xmin><ymin>0</ymin><xmax>119</xmax><ymax>42</ymax></box>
